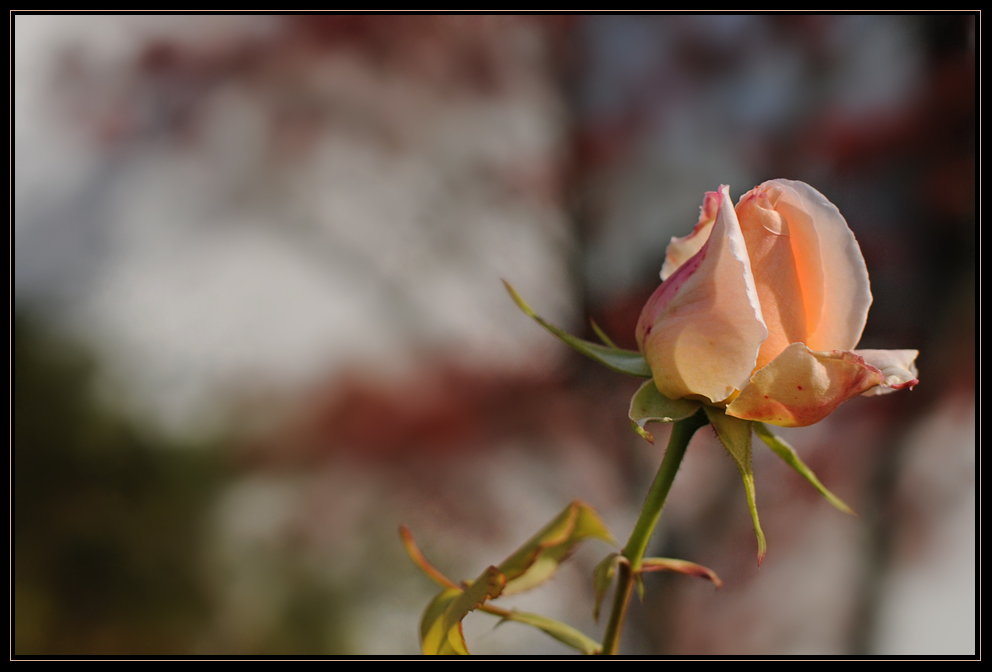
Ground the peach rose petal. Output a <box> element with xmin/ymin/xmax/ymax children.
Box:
<box><xmin>855</xmin><ymin>349</ymin><xmax>920</xmax><ymax>396</ymax></box>
<box><xmin>636</xmin><ymin>186</ymin><xmax>767</xmax><ymax>404</ymax></box>
<box><xmin>767</xmin><ymin>180</ymin><xmax>872</xmax><ymax>353</ymax></box>
<box><xmin>736</xmin><ymin>182</ymin><xmax>818</xmax><ymax>370</ymax></box>
<box><xmin>660</xmin><ymin>190</ymin><xmax>720</xmax><ymax>281</ymax></box>
<box><xmin>725</xmin><ymin>343</ymin><xmax>885</xmax><ymax>427</ymax></box>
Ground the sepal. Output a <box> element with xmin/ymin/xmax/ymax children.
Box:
<box><xmin>629</xmin><ymin>379</ymin><xmax>702</xmax><ymax>443</ymax></box>
<box><xmin>504</xmin><ymin>281</ymin><xmax>652</xmax><ymax>378</ymax></box>
<box><xmin>704</xmin><ymin>408</ymin><xmax>767</xmax><ymax>565</ymax></box>
<box><xmin>753</xmin><ymin>422</ymin><xmax>855</xmax><ymax>515</ymax></box>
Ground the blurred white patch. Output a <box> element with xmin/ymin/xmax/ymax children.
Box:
<box><xmin>872</xmin><ymin>397</ymin><xmax>976</xmax><ymax>655</ymax></box>
<box><xmin>15</xmin><ymin>16</ymin><xmax>576</xmax><ymax>438</ymax></box>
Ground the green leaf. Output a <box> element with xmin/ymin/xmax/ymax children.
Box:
<box><xmin>629</xmin><ymin>379</ymin><xmax>702</xmax><ymax>443</ymax></box>
<box><xmin>592</xmin><ymin>552</ymin><xmax>624</xmax><ymax>621</ymax></box>
<box><xmin>640</xmin><ymin>557</ymin><xmax>723</xmax><ymax>588</ymax></box>
<box><xmin>498</xmin><ymin>500</ymin><xmax>617</xmax><ymax>596</ymax></box>
<box><xmin>753</xmin><ymin>422</ymin><xmax>856</xmax><ymax>516</ymax></box>
<box><xmin>503</xmin><ymin>281</ymin><xmax>652</xmax><ymax>378</ymax></box>
<box><xmin>704</xmin><ymin>407</ymin><xmax>767</xmax><ymax>565</ymax></box>
<box><xmin>498</xmin><ymin>611</ymin><xmax>601</xmax><ymax>655</ymax></box>
<box><xmin>420</xmin><ymin>566</ymin><xmax>506</xmax><ymax>655</ymax></box>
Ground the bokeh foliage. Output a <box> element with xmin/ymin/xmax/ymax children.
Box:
<box><xmin>13</xmin><ymin>315</ymin><xmax>224</xmax><ymax>655</ymax></box>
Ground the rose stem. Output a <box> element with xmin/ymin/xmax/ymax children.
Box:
<box><xmin>600</xmin><ymin>408</ymin><xmax>708</xmax><ymax>655</ymax></box>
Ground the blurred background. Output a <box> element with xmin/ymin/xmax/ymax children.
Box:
<box><xmin>13</xmin><ymin>15</ymin><xmax>975</xmax><ymax>656</ymax></box>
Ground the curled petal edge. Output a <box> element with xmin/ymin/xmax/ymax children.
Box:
<box><xmin>660</xmin><ymin>190</ymin><xmax>721</xmax><ymax>281</ymax></box>
<box><xmin>738</xmin><ymin>179</ymin><xmax>873</xmax><ymax>355</ymax></box>
<box><xmin>854</xmin><ymin>349</ymin><xmax>919</xmax><ymax>396</ymax></box>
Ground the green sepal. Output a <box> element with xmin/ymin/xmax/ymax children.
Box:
<box><xmin>497</xmin><ymin>611</ymin><xmax>601</xmax><ymax>655</ymax></box>
<box><xmin>629</xmin><ymin>379</ymin><xmax>702</xmax><ymax>443</ymax></box>
<box><xmin>498</xmin><ymin>500</ymin><xmax>617</xmax><ymax>596</ymax></box>
<box><xmin>704</xmin><ymin>408</ymin><xmax>767</xmax><ymax>565</ymax></box>
<box><xmin>592</xmin><ymin>552</ymin><xmax>624</xmax><ymax>621</ymax></box>
<box><xmin>640</xmin><ymin>557</ymin><xmax>723</xmax><ymax>587</ymax></box>
<box><xmin>589</xmin><ymin>318</ymin><xmax>620</xmax><ymax>349</ymax></box>
<box><xmin>503</xmin><ymin>281</ymin><xmax>652</xmax><ymax>378</ymax></box>
<box><xmin>753</xmin><ymin>422</ymin><xmax>856</xmax><ymax>516</ymax></box>
<box><xmin>420</xmin><ymin>566</ymin><xmax>506</xmax><ymax>655</ymax></box>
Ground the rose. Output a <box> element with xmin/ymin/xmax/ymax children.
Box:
<box><xmin>499</xmin><ymin>178</ymin><xmax>915</xmax><ymax>565</ymax></box>
<box><xmin>635</xmin><ymin>179</ymin><xmax>918</xmax><ymax>427</ymax></box>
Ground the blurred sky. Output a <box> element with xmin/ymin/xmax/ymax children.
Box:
<box><xmin>14</xmin><ymin>14</ymin><xmax>975</xmax><ymax>656</ymax></box>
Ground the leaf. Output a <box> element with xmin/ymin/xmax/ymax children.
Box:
<box><xmin>420</xmin><ymin>566</ymin><xmax>506</xmax><ymax>655</ymax></box>
<box><xmin>498</xmin><ymin>500</ymin><xmax>617</xmax><ymax>596</ymax></box>
<box><xmin>503</xmin><ymin>281</ymin><xmax>652</xmax><ymax>378</ymax></box>
<box><xmin>629</xmin><ymin>379</ymin><xmax>702</xmax><ymax>443</ymax></box>
<box><xmin>753</xmin><ymin>422</ymin><xmax>856</xmax><ymax>516</ymax></box>
<box><xmin>640</xmin><ymin>557</ymin><xmax>723</xmax><ymax>588</ymax></box>
<box><xmin>400</xmin><ymin>525</ymin><xmax>459</xmax><ymax>589</ymax></box>
<box><xmin>592</xmin><ymin>552</ymin><xmax>624</xmax><ymax>621</ymax></box>
<box><xmin>497</xmin><ymin>611</ymin><xmax>601</xmax><ymax>655</ymax></box>
<box><xmin>704</xmin><ymin>407</ymin><xmax>767</xmax><ymax>565</ymax></box>
<box><xmin>419</xmin><ymin>588</ymin><xmax>465</xmax><ymax>655</ymax></box>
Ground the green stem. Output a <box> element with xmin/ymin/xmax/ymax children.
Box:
<box><xmin>600</xmin><ymin>555</ymin><xmax>634</xmax><ymax>655</ymax></box>
<box><xmin>601</xmin><ymin>409</ymin><xmax>708</xmax><ymax>655</ymax></box>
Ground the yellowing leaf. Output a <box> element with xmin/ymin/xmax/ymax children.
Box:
<box><xmin>704</xmin><ymin>408</ymin><xmax>767</xmax><ymax>565</ymax></box>
<box><xmin>498</xmin><ymin>611</ymin><xmax>601</xmax><ymax>655</ymax></box>
<box><xmin>753</xmin><ymin>422</ymin><xmax>856</xmax><ymax>516</ymax></box>
<box><xmin>629</xmin><ymin>379</ymin><xmax>702</xmax><ymax>443</ymax></box>
<box><xmin>420</xmin><ymin>566</ymin><xmax>506</xmax><ymax>655</ymax></box>
<box><xmin>640</xmin><ymin>557</ymin><xmax>722</xmax><ymax>587</ymax></box>
<box><xmin>419</xmin><ymin>588</ymin><xmax>465</xmax><ymax>655</ymax></box>
<box><xmin>498</xmin><ymin>500</ymin><xmax>616</xmax><ymax>596</ymax></box>
<box><xmin>503</xmin><ymin>281</ymin><xmax>652</xmax><ymax>378</ymax></box>
<box><xmin>400</xmin><ymin>525</ymin><xmax>459</xmax><ymax>589</ymax></box>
